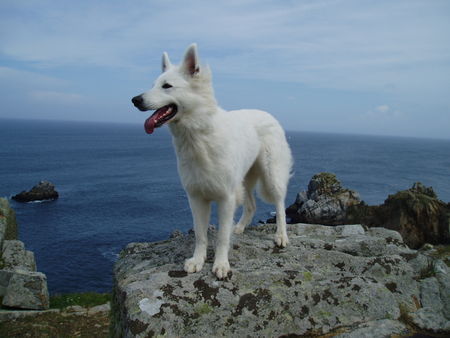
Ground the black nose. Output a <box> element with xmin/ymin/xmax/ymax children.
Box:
<box><xmin>132</xmin><ymin>95</ymin><xmax>143</xmax><ymax>107</ymax></box>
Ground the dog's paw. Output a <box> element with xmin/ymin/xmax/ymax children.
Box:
<box><xmin>184</xmin><ymin>257</ymin><xmax>204</xmax><ymax>273</ymax></box>
<box><xmin>212</xmin><ymin>260</ymin><xmax>230</xmax><ymax>279</ymax></box>
<box><xmin>274</xmin><ymin>233</ymin><xmax>289</xmax><ymax>248</ymax></box>
<box><xmin>234</xmin><ymin>224</ymin><xmax>245</xmax><ymax>234</ymax></box>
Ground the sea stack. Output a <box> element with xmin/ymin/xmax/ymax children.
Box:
<box><xmin>12</xmin><ymin>181</ymin><xmax>59</xmax><ymax>203</ymax></box>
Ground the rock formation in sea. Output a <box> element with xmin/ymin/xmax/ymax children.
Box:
<box><xmin>12</xmin><ymin>180</ymin><xmax>59</xmax><ymax>203</ymax></box>
<box><xmin>283</xmin><ymin>172</ymin><xmax>361</xmax><ymax>225</ymax></box>
<box><xmin>0</xmin><ymin>198</ymin><xmax>49</xmax><ymax>310</ymax></box>
<box><xmin>281</xmin><ymin>173</ymin><xmax>450</xmax><ymax>249</ymax></box>
<box><xmin>111</xmin><ymin>223</ymin><xmax>450</xmax><ymax>337</ymax></box>
<box><xmin>346</xmin><ymin>182</ymin><xmax>450</xmax><ymax>249</ymax></box>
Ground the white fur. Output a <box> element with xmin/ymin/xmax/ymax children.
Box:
<box><xmin>136</xmin><ymin>44</ymin><xmax>293</xmax><ymax>279</ymax></box>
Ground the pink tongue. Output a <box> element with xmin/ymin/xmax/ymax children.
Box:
<box><xmin>144</xmin><ymin>113</ymin><xmax>158</xmax><ymax>134</ymax></box>
<box><xmin>144</xmin><ymin>107</ymin><xmax>169</xmax><ymax>134</ymax></box>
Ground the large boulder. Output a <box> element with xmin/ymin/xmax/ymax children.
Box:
<box><xmin>0</xmin><ymin>239</ymin><xmax>49</xmax><ymax>310</ymax></box>
<box><xmin>284</xmin><ymin>173</ymin><xmax>361</xmax><ymax>225</ymax></box>
<box><xmin>12</xmin><ymin>181</ymin><xmax>59</xmax><ymax>203</ymax></box>
<box><xmin>1</xmin><ymin>240</ymin><xmax>36</xmax><ymax>272</ymax></box>
<box><xmin>347</xmin><ymin>182</ymin><xmax>450</xmax><ymax>249</ymax></box>
<box><xmin>2</xmin><ymin>271</ymin><xmax>49</xmax><ymax>310</ymax></box>
<box><xmin>111</xmin><ymin>224</ymin><xmax>450</xmax><ymax>337</ymax></box>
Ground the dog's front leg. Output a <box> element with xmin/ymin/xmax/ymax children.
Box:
<box><xmin>213</xmin><ymin>195</ymin><xmax>236</xmax><ymax>279</ymax></box>
<box><xmin>184</xmin><ymin>195</ymin><xmax>210</xmax><ymax>273</ymax></box>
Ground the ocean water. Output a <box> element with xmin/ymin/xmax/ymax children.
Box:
<box><xmin>0</xmin><ymin>118</ymin><xmax>449</xmax><ymax>294</ymax></box>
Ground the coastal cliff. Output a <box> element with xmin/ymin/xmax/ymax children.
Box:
<box><xmin>111</xmin><ymin>223</ymin><xmax>450</xmax><ymax>337</ymax></box>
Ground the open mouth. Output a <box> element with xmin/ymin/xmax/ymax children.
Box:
<box><xmin>144</xmin><ymin>104</ymin><xmax>178</xmax><ymax>134</ymax></box>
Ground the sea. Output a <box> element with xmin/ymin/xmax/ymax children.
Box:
<box><xmin>0</xmin><ymin>118</ymin><xmax>449</xmax><ymax>295</ymax></box>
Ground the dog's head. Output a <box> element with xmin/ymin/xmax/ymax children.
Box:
<box><xmin>132</xmin><ymin>43</ymin><xmax>214</xmax><ymax>134</ymax></box>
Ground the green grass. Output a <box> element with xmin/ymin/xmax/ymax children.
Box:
<box><xmin>50</xmin><ymin>292</ymin><xmax>111</xmax><ymax>309</ymax></box>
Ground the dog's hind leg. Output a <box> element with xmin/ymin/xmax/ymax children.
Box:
<box><xmin>257</xmin><ymin>136</ymin><xmax>292</xmax><ymax>248</ymax></box>
<box><xmin>260</xmin><ymin>172</ymin><xmax>290</xmax><ymax>248</ymax></box>
<box><xmin>274</xmin><ymin>200</ymin><xmax>289</xmax><ymax>247</ymax></box>
<box><xmin>213</xmin><ymin>195</ymin><xmax>236</xmax><ymax>279</ymax></box>
<box><xmin>184</xmin><ymin>195</ymin><xmax>210</xmax><ymax>273</ymax></box>
<box><xmin>234</xmin><ymin>167</ymin><xmax>258</xmax><ymax>234</ymax></box>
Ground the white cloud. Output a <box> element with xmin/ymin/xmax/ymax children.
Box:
<box><xmin>366</xmin><ymin>105</ymin><xmax>402</xmax><ymax>119</ymax></box>
<box><xmin>0</xmin><ymin>66</ymin><xmax>67</xmax><ymax>88</ymax></box>
<box><xmin>2</xmin><ymin>0</ymin><xmax>449</xmax><ymax>90</ymax></box>
<box><xmin>29</xmin><ymin>90</ymin><xmax>83</xmax><ymax>104</ymax></box>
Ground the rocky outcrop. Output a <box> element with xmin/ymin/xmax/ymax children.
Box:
<box><xmin>12</xmin><ymin>181</ymin><xmax>59</xmax><ymax>203</ymax></box>
<box><xmin>283</xmin><ymin>174</ymin><xmax>449</xmax><ymax>249</ymax></box>
<box><xmin>347</xmin><ymin>182</ymin><xmax>450</xmax><ymax>249</ymax></box>
<box><xmin>111</xmin><ymin>223</ymin><xmax>450</xmax><ymax>337</ymax></box>
<box><xmin>282</xmin><ymin>173</ymin><xmax>362</xmax><ymax>225</ymax></box>
<box><xmin>0</xmin><ymin>197</ymin><xmax>18</xmax><ymax>241</ymax></box>
<box><xmin>0</xmin><ymin>198</ymin><xmax>49</xmax><ymax>310</ymax></box>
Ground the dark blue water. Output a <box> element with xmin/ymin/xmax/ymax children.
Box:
<box><xmin>1</xmin><ymin>118</ymin><xmax>449</xmax><ymax>294</ymax></box>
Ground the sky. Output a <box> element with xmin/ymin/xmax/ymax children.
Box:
<box><xmin>0</xmin><ymin>0</ymin><xmax>449</xmax><ymax>139</ymax></box>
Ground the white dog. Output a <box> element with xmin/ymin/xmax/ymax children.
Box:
<box><xmin>132</xmin><ymin>44</ymin><xmax>293</xmax><ymax>279</ymax></box>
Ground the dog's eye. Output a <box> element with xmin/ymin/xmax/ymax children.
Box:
<box><xmin>162</xmin><ymin>83</ymin><xmax>172</xmax><ymax>89</ymax></box>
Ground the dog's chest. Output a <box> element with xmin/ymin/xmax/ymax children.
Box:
<box><xmin>173</xmin><ymin>135</ymin><xmax>231</xmax><ymax>197</ymax></box>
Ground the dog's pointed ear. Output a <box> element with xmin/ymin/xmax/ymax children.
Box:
<box><xmin>181</xmin><ymin>43</ymin><xmax>200</xmax><ymax>76</ymax></box>
<box><xmin>162</xmin><ymin>52</ymin><xmax>172</xmax><ymax>72</ymax></box>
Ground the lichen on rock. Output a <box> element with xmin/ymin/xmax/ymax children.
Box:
<box><xmin>111</xmin><ymin>223</ymin><xmax>450</xmax><ymax>337</ymax></box>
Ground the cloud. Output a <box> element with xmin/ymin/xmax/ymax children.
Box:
<box><xmin>366</xmin><ymin>105</ymin><xmax>402</xmax><ymax>119</ymax></box>
<box><xmin>0</xmin><ymin>0</ymin><xmax>449</xmax><ymax>138</ymax></box>
<box><xmin>29</xmin><ymin>90</ymin><xmax>84</xmax><ymax>104</ymax></box>
<box><xmin>1</xmin><ymin>0</ymin><xmax>449</xmax><ymax>94</ymax></box>
<box><xmin>0</xmin><ymin>66</ymin><xmax>67</xmax><ymax>88</ymax></box>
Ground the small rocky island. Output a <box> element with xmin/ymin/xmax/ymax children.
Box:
<box><xmin>12</xmin><ymin>181</ymin><xmax>59</xmax><ymax>203</ymax></box>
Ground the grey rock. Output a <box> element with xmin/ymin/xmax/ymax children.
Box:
<box><xmin>0</xmin><ymin>198</ymin><xmax>50</xmax><ymax>311</ymax></box>
<box><xmin>410</xmin><ymin>307</ymin><xmax>450</xmax><ymax>332</ymax></box>
<box><xmin>420</xmin><ymin>277</ymin><xmax>442</xmax><ymax>310</ymax></box>
<box><xmin>2</xmin><ymin>271</ymin><xmax>49</xmax><ymax>310</ymax></box>
<box><xmin>169</xmin><ymin>230</ymin><xmax>184</xmax><ymax>239</ymax></box>
<box><xmin>0</xmin><ymin>197</ymin><xmax>18</xmax><ymax>241</ymax></box>
<box><xmin>112</xmin><ymin>223</ymin><xmax>450</xmax><ymax>337</ymax></box>
<box><xmin>1</xmin><ymin>240</ymin><xmax>36</xmax><ymax>271</ymax></box>
<box><xmin>286</xmin><ymin>173</ymin><xmax>361</xmax><ymax>225</ymax></box>
<box><xmin>60</xmin><ymin>305</ymin><xmax>87</xmax><ymax>316</ymax></box>
<box><xmin>0</xmin><ymin>270</ymin><xmax>14</xmax><ymax>296</ymax></box>
<box><xmin>88</xmin><ymin>302</ymin><xmax>111</xmax><ymax>315</ymax></box>
<box><xmin>0</xmin><ymin>308</ymin><xmax>60</xmax><ymax>322</ymax></box>
<box><xmin>340</xmin><ymin>224</ymin><xmax>365</xmax><ymax>236</ymax></box>
<box><xmin>436</xmin><ymin>271</ymin><xmax>450</xmax><ymax>319</ymax></box>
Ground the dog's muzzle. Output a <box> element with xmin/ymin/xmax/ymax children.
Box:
<box><xmin>132</xmin><ymin>95</ymin><xmax>147</xmax><ymax>111</ymax></box>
